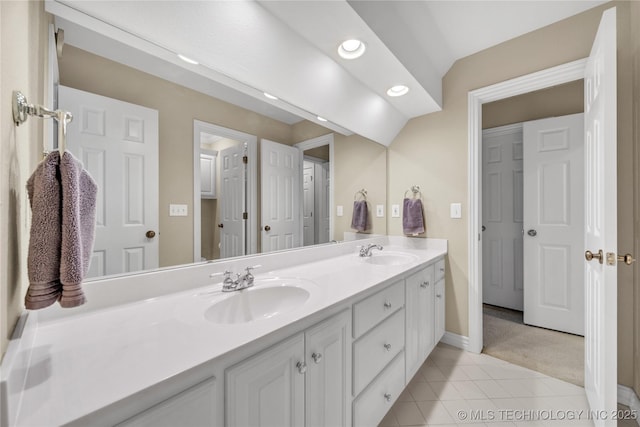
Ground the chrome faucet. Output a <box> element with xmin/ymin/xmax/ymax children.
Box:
<box><xmin>211</xmin><ymin>265</ymin><xmax>261</xmax><ymax>292</ymax></box>
<box><xmin>359</xmin><ymin>244</ymin><xmax>383</xmax><ymax>257</ymax></box>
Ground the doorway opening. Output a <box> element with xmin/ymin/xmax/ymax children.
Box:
<box><xmin>193</xmin><ymin>121</ymin><xmax>257</xmax><ymax>261</ymax></box>
<box><xmin>480</xmin><ymin>83</ymin><xmax>586</xmax><ymax>385</ymax></box>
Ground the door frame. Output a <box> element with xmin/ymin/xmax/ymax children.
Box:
<box><xmin>193</xmin><ymin>120</ymin><xmax>258</xmax><ymax>262</ymax></box>
<box><xmin>467</xmin><ymin>58</ymin><xmax>587</xmax><ymax>353</ymax></box>
<box><xmin>294</xmin><ymin>133</ymin><xmax>334</xmax><ymax>243</ymax></box>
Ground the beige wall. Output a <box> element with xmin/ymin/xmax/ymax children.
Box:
<box><xmin>0</xmin><ymin>0</ymin><xmax>48</xmax><ymax>359</ymax></box>
<box><xmin>334</xmin><ymin>134</ymin><xmax>387</xmax><ymax>239</ymax></box>
<box><xmin>482</xmin><ymin>80</ymin><xmax>584</xmax><ymax>129</ymax></box>
<box><xmin>59</xmin><ymin>45</ymin><xmax>293</xmax><ymax>267</ymax></box>
<box><xmin>388</xmin><ymin>1</ymin><xmax>637</xmax><ymax>388</ymax></box>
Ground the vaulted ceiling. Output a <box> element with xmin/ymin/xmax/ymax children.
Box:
<box><xmin>48</xmin><ymin>0</ymin><xmax>606</xmax><ymax>146</ymax></box>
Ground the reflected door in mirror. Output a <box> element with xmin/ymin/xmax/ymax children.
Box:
<box><xmin>219</xmin><ymin>144</ymin><xmax>246</xmax><ymax>258</ymax></box>
<box><xmin>59</xmin><ymin>86</ymin><xmax>159</xmax><ymax>277</ymax></box>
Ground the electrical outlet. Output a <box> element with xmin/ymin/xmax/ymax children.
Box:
<box><xmin>391</xmin><ymin>204</ymin><xmax>400</xmax><ymax>218</ymax></box>
<box><xmin>169</xmin><ymin>204</ymin><xmax>188</xmax><ymax>217</ymax></box>
<box><xmin>376</xmin><ymin>204</ymin><xmax>384</xmax><ymax>217</ymax></box>
<box><xmin>337</xmin><ymin>205</ymin><xmax>344</xmax><ymax>217</ymax></box>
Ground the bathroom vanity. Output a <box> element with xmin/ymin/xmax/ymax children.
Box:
<box><xmin>0</xmin><ymin>237</ymin><xmax>446</xmax><ymax>427</ymax></box>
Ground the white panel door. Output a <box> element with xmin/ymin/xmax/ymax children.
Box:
<box><xmin>225</xmin><ymin>334</ymin><xmax>305</xmax><ymax>427</ymax></box>
<box><xmin>317</xmin><ymin>162</ymin><xmax>331</xmax><ymax>244</ymax></box>
<box><xmin>482</xmin><ymin>125</ymin><xmax>524</xmax><ymax>311</ymax></box>
<box><xmin>303</xmin><ymin>161</ymin><xmax>315</xmax><ymax>246</ymax></box>
<box><xmin>523</xmin><ymin>113</ymin><xmax>584</xmax><ymax>335</ymax></box>
<box><xmin>305</xmin><ymin>311</ymin><xmax>351</xmax><ymax>427</ymax></box>
<box><xmin>583</xmin><ymin>8</ymin><xmax>617</xmax><ymax>425</ymax></box>
<box><xmin>261</xmin><ymin>139</ymin><xmax>301</xmax><ymax>252</ymax></box>
<box><xmin>59</xmin><ymin>85</ymin><xmax>159</xmax><ymax>278</ymax></box>
<box><xmin>219</xmin><ymin>144</ymin><xmax>245</xmax><ymax>258</ymax></box>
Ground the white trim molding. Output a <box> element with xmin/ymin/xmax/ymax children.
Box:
<box><xmin>440</xmin><ymin>332</ymin><xmax>470</xmax><ymax>351</ymax></box>
<box><xmin>618</xmin><ymin>384</ymin><xmax>640</xmax><ymax>425</ymax></box>
<box><xmin>467</xmin><ymin>58</ymin><xmax>587</xmax><ymax>354</ymax></box>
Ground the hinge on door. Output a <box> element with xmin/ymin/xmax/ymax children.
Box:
<box><xmin>243</xmin><ymin>212</ymin><xmax>248</xmax><ymax>220</ymax></box>
<box><xmin>242</xmin><ymin>156</ymin><xmax>248</xmax><ymax>164</ymax></box>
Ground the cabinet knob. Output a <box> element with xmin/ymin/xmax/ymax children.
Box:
<box><xmin>383</xmin><ymin>343</ymin><xmax>392</xmax><ymax>351</ymax></box>
<box><xmin>384</xmin><ymin>393</ymin><xmax>392</xmax><ymax>403</ymax></box>
<box><xmin>383</xmin><ymin>301</ymin><xmax>392</xmax><ymax>309</ymax></box>
<box><xmin>311</xmin><ymin>352</ymin><xmax>323</xmax><ymax>364</ymax></box>
<box><xmin>296</xmin><ymin>361</ymin><xmax>307</xmax><ymax>374</ymax></box>
<box><xmin>436</xmin><ymin>294</ymin><xmax>442</xmax><ymax>298</ymax></box>
<box><xmin>420</xmin><ymin>281</ymin><xmax>429</xmax><ymax>288</ymax></box>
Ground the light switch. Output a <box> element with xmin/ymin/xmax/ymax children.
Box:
<box><xmin>376</xmin><ymin>204</ymin><xmax>384</xmax><ymax>217</ymax></box>
<box><xmin>391</xmin><ymin>204</ymin><xmax>400</xmax><ymax>218</ymax></box>
<box><xmin>169</xmin><ymin>204</ymin><xmax>188</xmax><ymax>217</ymax></box>
<box><xmin>450</xmin><ymin>203</ymin><xmax>462</xmax><ymax>219</ymax></box>
<box><xmin>337</xmin><ymin>205</ymin><xmax>344</xmax><ymax>217</ymax></box>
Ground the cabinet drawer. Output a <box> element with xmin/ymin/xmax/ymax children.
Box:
<box><xmin>435</xmin><ymin>258</ymin><xmax>445</xmax><ymax>282</ymax></box>
<box><xmin>353</xmin><ymin>280</ymin><xmax>404</xmax><ymax>338</ymax></box>
<box><xmin>353</xmin><ymin>351</ymin><xmax>405</xmax><ymax>427</ymax></box>
<box><xmin>353</xmin><ymin>308</ymin><xmax>404</xmax><ymax>396</ymax></box>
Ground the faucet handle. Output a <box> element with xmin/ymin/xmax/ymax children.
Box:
<box><xmin>245</xmin><ymin>264</ymin><xmax>262</xmax><ymax>273</ymax></box>
<box><xmin>210</xmin><ymin>270</ymin><xmax>233</xmax><ymax>280</ymax></box>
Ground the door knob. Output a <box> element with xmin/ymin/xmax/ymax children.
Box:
<box><xmin>217</xmin><ymin>223</ymin><xmax>224</xmax><ymax>228</ymax></box>
<box><xmin>482</xmin><ymin>225</ymin><xmax>486</xmax><ymax>232</ymax></box>
<box><xmin>264</xmin><ymin>225</ymin><xmax>271</xmax><ymax>231</ymax></box>
<box><xmin>585</xmin><ymin>249</ymin><xmax>603</xmax><ymax>264</ymax></box>
<box><xmin>145</xmin><ymin>230</ymin><xmax>156</xmax><ymax>238</ymax></box>
<box><xmin>617</xmin><ymin>253</ymin><xmax>636</xmax><ymax>265</ymax></box>
<box><xmin>527</xmin><ymin>229</ymin><xmax>537</xmax><ymax>237</ymax></box>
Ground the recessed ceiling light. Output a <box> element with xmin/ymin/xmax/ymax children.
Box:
<box><xmin>387</xmin><ymin>85</ymin><xmax>409</xmax><ymax>97</ymax></box>
<box><xmin>263</xmin><ymin>92</ymin><xmax>278</xmax><ymax>100</ymax></box>
<box><xmin>317</xmin><ymin>116</ymin><xmax>327</xmax><ymax>122</ymax></box>
<box><xmin>338</xmin><ymin>39</ymin><xmax>366</xmax><ymax>59</ymax></box>
<box><xmin>177</xmin><ymin>54</ymin><xmax>199</xmax><ymax>65</ymax></box>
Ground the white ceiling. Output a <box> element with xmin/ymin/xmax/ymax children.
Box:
<box><xmin>48</xmin><ymin>0</ymin><xmax>606</xmax><ymax>146</ymax></box>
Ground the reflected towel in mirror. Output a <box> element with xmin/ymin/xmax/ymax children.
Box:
<box><xmin>351</xmin><ymin>200</ymin><xmax>369</xmax><ymax>232</ymax></box>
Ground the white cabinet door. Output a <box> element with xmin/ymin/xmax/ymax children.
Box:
<box><xmin>405</xmin><ymin>265</ymin><xmax>435</xmax><ymax>382</ymax></box>
<box><xmin>226</xmin><ymin>334</ymin><xmax>305</xmax><ymax>427</ymax></box>
<box><xmin>117</xmin><ymin>377</ymin><xmax>217</xmax><ymax>427</ymax></box>
<box><xmin>435</xmin><ymin>280</ymin><xmax>445</xmax><ymax>342</ymax></box>
<box><xmin>305</xmin><ymin>310</ymin><xmax>351</xmax><ymax>427</ymax></box>
<box><xmin>200</xmin><ymin>151</ymin><xmax>216</xmax><ymax>199</ymax></box>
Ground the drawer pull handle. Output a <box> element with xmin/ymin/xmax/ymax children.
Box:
<box><xmin>383</xmin><ymin>343</ymin><xmax>392</xmax><ymax>351</ymax></box>
<box><xmin>311</xmin><ymin>352</ymin><xmax>323</xmax><ymax>364</ymax></box>
<box><xmin>384</xmin><ymin>393</ymin><xmax>392</xmax><ymax>403</ymax></box>
<box><xmin>420</xmin><ymin>281</ymin><xmax>429</xmax><ymax>288</ymax></box>
<box><xmin>383</xmin><ymin>301</ymin><xmax>392</xmax><ymax>309</ymax></box>
<box><xmin>296</xmin><ymin>361</ymin><xmax>307</xmax><ymax>374</ymax></box>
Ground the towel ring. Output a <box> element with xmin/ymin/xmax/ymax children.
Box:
<box><xmin>354</xmin><ymin>189</ymin><xmax>367</xmax><ymax>201</ymax></box>
<box><xmin>404</xmin><ymin>185</ymin><xmax>422</xmax><ymax>199</ymax></box>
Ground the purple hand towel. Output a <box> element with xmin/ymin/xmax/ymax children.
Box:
<box><xmin>59</xmin><ymin>151</ymin><xmax>97</xmax><ymax>308</ymax></box>
<box><xmin>25</xmin><ymin>152</ymin><xmax>63</xmax><ymax>309</ymax></box>
<box><xmin>403</xmin><ymin>198</ymin><xmax>425</xmax><ymax>235</ymax></box>
<box><xmin>351</xmin><ymin>200</ymin><xmax>369</xmax><ymax>232</ymax></box>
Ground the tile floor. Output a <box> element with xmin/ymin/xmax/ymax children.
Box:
<box><xmin>378</xmin><ymin>344</ymin><xmax>639</xmax><ymax>426</ymax></box>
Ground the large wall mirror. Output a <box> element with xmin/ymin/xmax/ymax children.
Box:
<box><xmin>49</xmin><ymin>1</ymin><xmax>388</xmax><ymax>280</ymax></box>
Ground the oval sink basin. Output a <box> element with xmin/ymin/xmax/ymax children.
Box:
<box><xmin>363</xmin><ymin>252</ymin><xmax>418</xmax><ymax>266</ymax></box>
<box><xmin>205</xmin><ymin>280</ymin><xmax>312</xmax><ymax>324</ymax></box>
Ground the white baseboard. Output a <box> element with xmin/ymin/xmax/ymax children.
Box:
<box><xmin>618</xmin><ymin>384</ymin><xmax>640</xmax><ymax>426</ymax></box>
<box><xmin>440</xmin><ymin>332</ymin><xmax>470</xmax><ymax>351</ymax></box>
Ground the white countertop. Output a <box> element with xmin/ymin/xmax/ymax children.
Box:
<box><xmin>1</xmin><ymin>237</ymin><xmax>447</xmax><ymax>426</ymax></box>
